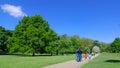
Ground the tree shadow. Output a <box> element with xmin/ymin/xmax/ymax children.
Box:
<box><xmin>105</xmin><ymin>59</ymin><xmax>120</xmax><ymax>63</ymax></box>
<box><xmin>0</xmin><ymin>53</ymin><xmax>52</xmax><ymax>57</ymax></box>
<box><xmin>14</xmin><ymin>54</ymin><xmax>52</xmax><ymax>57</ymax></box>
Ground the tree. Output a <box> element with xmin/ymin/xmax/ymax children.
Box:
<box><xmin>110</xmin><ymin>37</ymin><xmax>120</xmax><ymax>53</ymax></box>
<box><xmin>7</xmin><ymin>15</ymin><xmax>58</xmax><ymax>56</ymax></box>
<box><xmin>58</xmin><ymin>34</ymin><xmax>70</xmax><ymax>55</ymax></box>
<box><xmin>93</xmin><ymin>40</ymin><xmax>100</xmax><ymax>47</ymax></box>
<box><xmin>70</xmin><ymin>35</ymin><xmax>80</xmax><ymax>53</ymax></box>
<box><xmin>92</xmin><ymin>46</ymin><xmax>100</xmax><ymax>54</ymax></box>
<box><xmin>84</xmin><ymin>47</ymin><xmax>90</xmax><ymax>54</ymax></box>
<box><xmin>99</xmin><ymin>42</ymin><xmax>108</xmax><ymax>52</ymax></box>
<box><xmin>79</xmin><ymin>38</ymin><xmax>93</xmax><ymax>52</ymax></box>
<box><xmin>57</xmin><ymin>34</ymin><xmax>81</xmax><ymax>55</ymax></box>
<box><xmin>0</xmin><ymin>26</ymin><xmax>12</xmax><ymax>54</ymax></box>
<box><xmin>92</xmin><ymin>40</ymin><xmax>101</xmax><ymax>53</ymax></box>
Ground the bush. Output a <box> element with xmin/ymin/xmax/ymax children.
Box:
<box><xmin>110</xmin><ymin>37</ymin><xmax>120</xmax><ymax>53</ymax></box>
<box><xmin>92</xmin><ymin>46</ymin><xmax>100</xmax><ymax>54</ymax></box>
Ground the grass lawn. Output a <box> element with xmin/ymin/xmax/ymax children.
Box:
<box><xmin>82</xmin><ymin>53</ymin><xmax>120</xmax><ymax>68</ymax></box>
<box><xmin>0</xmin><ymin>55</ymin><xmax>75</xmax><ymax>68</ymax></box>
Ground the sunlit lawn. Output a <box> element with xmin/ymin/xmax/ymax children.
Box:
<box><xmin>82</xmin><ymin>53</ymin><xmax>120</xmax><ymax>68</ymax></box>
<box><xmin>0</xmin><ymin>55</ymin><xmax>75</xmax><ymax>68</ymax></box>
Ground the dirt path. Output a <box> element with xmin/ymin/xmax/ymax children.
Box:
<box><xmin>43</xmin><ymin>54</ymin><xmax>99</xmax><ymax>68</ymax></box>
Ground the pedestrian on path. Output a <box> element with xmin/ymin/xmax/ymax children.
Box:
<box><xmin>76</xmin><ymin>48</ymin><xmax>82</xmax><ymax>62</ymax></box>
<box><xmin>88</xmin><ymin>54</ymin><xmax>92</xmax><ymax>60</ymax></box>
<box><xmin>84</xmin><ymin>53</ymin><xmax>88</xmax><ymax>60</ymax></box>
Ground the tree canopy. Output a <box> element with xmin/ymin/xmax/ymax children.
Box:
<box><xmin>110</xmin><ymin>37</ymin><xmax>120</xmax><ymax>53</ymax></box>
<box><xmin>7</xmin><ymin>15</ymin><xmax>58</xmax><ymax>56</ymax></box>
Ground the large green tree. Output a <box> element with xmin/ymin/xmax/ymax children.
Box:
<box><xmin>7</xmin><ymin>15</ymin><xmax>58</xmax><ymax>56</ymax></box>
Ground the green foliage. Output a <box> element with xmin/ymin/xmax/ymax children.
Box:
<box><xmin>84</xmin><ymin>47</ymin><xmax>90</xmax><ymax>53</ymax></box>
<box><xmin>92</xmin><ymin>46</ymin><xmax>100</xmax><ymax>53</ymax></box>
<box><xmin>110</xmin><ymin>37</ymin><xmax>120</xmax><ymax>53</ymax></box>
<box><xmin>0</xmin><ymin>26</ymin><xmax>12</xmax><ymax>54</ymax></box>
<box><xmin>58</xmin><ymin>34</ymin><xmax>70</xmax><ymax>55</ymax></box>
<box><xmin>70</xmin><ymin>35</ymin><xmax>80</xmax><ymax>50</ymax></box>
<box><xmin>93</xmin><ymin>40</ymin><xmax>100</xmax><ymax>47</ymax></box>
<box><xmin>7</xmin><ymin>15</ymin><xmax>58</xmax><ymax>56</ymax></box>
<box><xmin>57</xmin><ymin>35</ymin><xmax>80</xmax><ymax>55</ymax></box>
<box><xmin>99</xmin><ymin>42</ymin><xmax>109</xmax><ymax>52</ymax></box>
<box><xmin>56</xmin><ymin>34</ymin><xmax>108</xmax><ymax>55</ymax></box>
<box><xmin>79</xmin><ymin>38</ymin><xmax>93</xmax><ymax>51</ymax></box>
<box><xmin>44</xmin><ymin>29</ymin><xmax>59</xmax><ymax>55</ymax></box>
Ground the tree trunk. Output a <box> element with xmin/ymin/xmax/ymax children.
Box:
<box><xmin>62</xmin><ymin>52</ymin><xmax>64</xmax><ymax>55</ymax></box>
<box><xmin>56</xmin><ymin>50</ymin><xmax>58</xmax><ymax>55</ymax></box>
<box><xmin>1</xmin><ymin>45</ymin><xmax>6</xmax><ymax>52</ymax></box>
<box><xmin>51</xmin><ymin>53</ymin><xmax>53</xmax><ymax>56</ymax></box>
<box><xmin>32</xmin><ymin>52</ymin><xmax>35</xmax><ymax>56</ymax></box>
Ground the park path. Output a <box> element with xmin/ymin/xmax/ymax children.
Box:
<box><xmin>43</xmin><ymin>54</ymin><xmax>99</xmax><ymax>68</ymax></box>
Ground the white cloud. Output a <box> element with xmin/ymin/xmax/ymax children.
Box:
<box><xmin>0</xmin><ymin>4</ymin><xmax>27</xmax><ymax>18</ymax></box>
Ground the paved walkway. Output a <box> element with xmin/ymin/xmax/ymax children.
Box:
<box><xmin>43</xmin><ymin>54</ymin><xmax>99</xmax><ymax>68</ymax></box>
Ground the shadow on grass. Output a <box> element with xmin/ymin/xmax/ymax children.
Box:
<box><xmin>0</xmin><ymin>53</ymin><xmax>52</xmax><ymax>57</ymax></box>
<box><xmin>14</xmin><ymin>54</ymin><xmax>52</xmax><ymax>57</ymax></box>
<box><xmin>105</xmin><ymin>60</ymin><xmax>120</xmax><ymax>63</ymax></box>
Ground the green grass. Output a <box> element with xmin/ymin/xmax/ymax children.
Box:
<box><xmin>0</xmin><ymin>55</ymin><xmax>75</xmax><ymax>68</ymax></box>
<box><xmin>82</xmin><ymin>53</ymin><xmax>120</xmax><ymax>68</ymax></box>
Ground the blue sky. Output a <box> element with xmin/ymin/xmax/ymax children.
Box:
<box><xmin>0</xmin><ymin>0</ymin><xmax>120</xmax><ymax>43</ymax></box>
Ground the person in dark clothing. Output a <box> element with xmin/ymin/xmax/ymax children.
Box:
<box><xmin>76</xmin><ymin>48</ymin><xmax>82</xmax><ymax>62</ymax></box>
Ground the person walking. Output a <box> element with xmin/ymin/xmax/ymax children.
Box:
<box><xmin>84</xmin><ymin>53</ymin><xmax>88</xmax><ymax>60</ymax></box>
<box><xmin>76</xmin><ymin>48</ymin><xmax>82</xmax><ymax>62</ymax></box>
<box><xmin>88</xmin><ymin>54</ymin><xmax>92</xmax><ymax>60</ymax></box>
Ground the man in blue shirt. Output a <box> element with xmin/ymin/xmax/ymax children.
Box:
<box><xmin>76</xmin><ymin>48</ymin><xmax>82</xmax><ymax>62</ymax></box>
